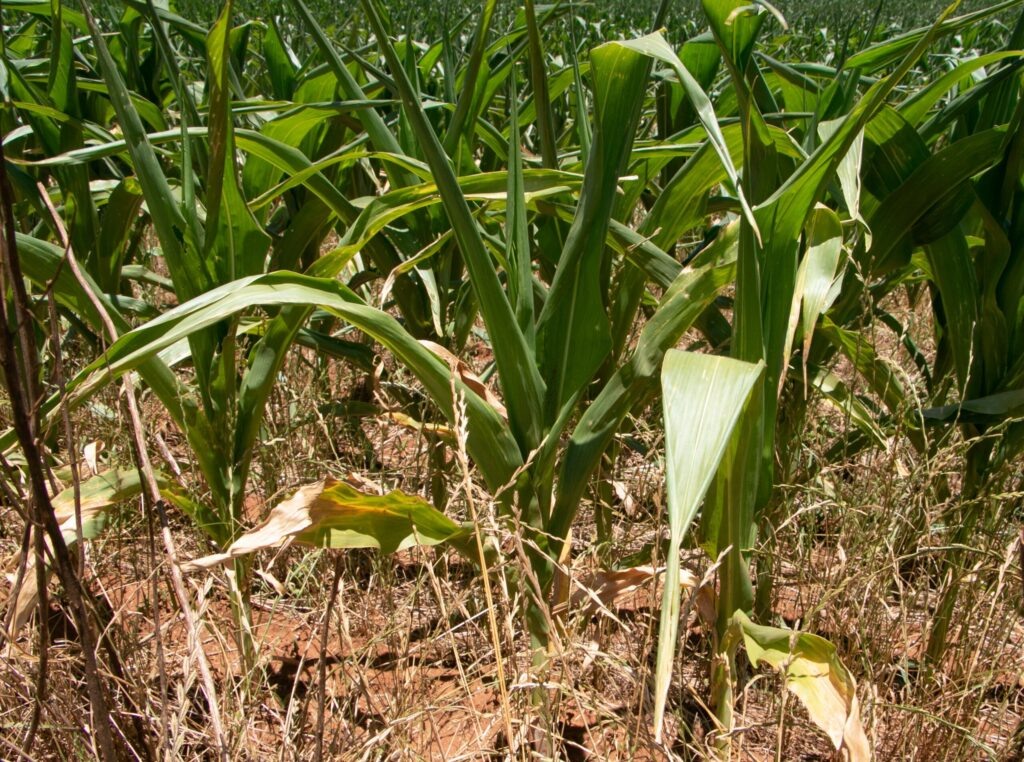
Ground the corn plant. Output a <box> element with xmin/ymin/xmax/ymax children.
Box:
<box><xmin>3</xmin><ymin>0</ymin><xmax>1023</xmax><ymax>756</ymax></box>
<box><xmin>3</xmin><ymin>0</ymin><xmax>378</xmax><ymax>666</ymax></box>
<box><xmin>5</xmin><ymin>0</ymin><xmax>757</xmax><ymax>712</ymax></box>
<box><xmin>644</xmin><ymin>0</ymin><xmax>1023</xmax><ymax>752</ymax></box>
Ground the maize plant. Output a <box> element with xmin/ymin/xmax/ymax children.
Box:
<box><xmin>1</xmin><ymin>0</ymin><xmax>1023</xmax><ymax>757</ymax></box>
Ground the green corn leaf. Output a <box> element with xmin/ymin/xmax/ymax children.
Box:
<box><xmin>523</xmin><ymin>0</ymin><xmax>558</xmax><ymax>168</ymax></box>
<box><xmin>922</xmin><ymin>389</ymin><xmax>1024</xmax><ymax>424</ymax></box>
<box><xmin>654</xmin><ymin>350</ymin><xmax>764</xmax><ymax>740</ymax></box>
<box><xmin>924</xmin><ymin>231</ymin><xmax>981</xmax><ymax>397</ymax></box>
<box><xmin>866</xmin><ymin>127</ymin><xmax>1006</xmax><ymax>276</ymax></box>
<box><xmin>616</xmin><ymin>32</ymin><xmax>759</xmax><ymax>236</ymax></box>
<box><xmin>536</xmin><ymin>36</ymin><xmax>651</xmax><ymax>418</ymax></box>
<box><xmin>702</xmin><ymin>0</ymin><xmax>764</xmax><ymax>74</ymax></box>
<box><xmin>290</xmin><ymin>0</ymin><xmax>416</xmax><ymax>190</ymax></box>
<box><xmin>567</xmin><ymin>30</ymin><xmax>592</xmax><ymax>165</ymax></box>
<box><xmin>809</xmin><ymin>367</ymin><xmax>889</xmax><ymax>449</ymax></box>
<box><xmin>845</xmin><ymin>0</ymin><xmax>1015</xmax><ymax>72</ymax></box>
<box><xmin>899</xmin><ymin>51</ymin><xmax>1023</xmax><ymax>128</ymax></box>
<box><xmin>81</xmin><ymin>1</ymin><xmax>207</xmax><ymax>301</ymax></box>
<box><xmin>550</xmin><ymin>241</ymin><xmax>739</xmax><ymax>546</ymax></box>
<box><xmin>819</xmin><ymin>117</ymin><xmax>868</xmax><ymax>245</ymax></box>
<box><xmin>359</xmin><ymin>0</ymin><xmax>546</xmax><ymax>454</ymax></box>
<box><xmin>263</xmin><ymin>16</ymin><xmax>298</xmax><ymax>101</ymax></box>
<box><xmin>95</xmin><ymin>178</ymin><xmax>144</xmax><ymax>293</ymax></box>
<box><xmin>781</xmin><ymin>204</ymin><xmax>844</xmax><ymax>392</ymax></box>
<box><xmin>505</xmin><ymin>77</ymin><xmax>535</xmax><ymax>347</ymax></box>
<box><xmin>63</xmin><ymin>272</ymin><xmax>521</xmax><ymax>491</ymax></box>
<box><xmin>442</xmin><ymin>0</ymin><xmax>496</xmax><ymax>154</ymax></box>
<box><xmin>204</xmin><ymin>0</ymin><xmax>271</xmax><ymax>282</ymax></box>
<box><xmin>820</xmin><ymin>318</ymin><xmax>908</xmax><ymax>417</ymax></box>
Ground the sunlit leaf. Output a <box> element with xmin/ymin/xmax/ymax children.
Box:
<box><xmin>185</xmin><ymin>478</ymin><xmax>473</xmax><ymax>569</ymax></box>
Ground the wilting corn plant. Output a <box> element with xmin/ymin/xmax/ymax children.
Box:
<box><xmin>1</xmin><ymin>0</ymin><xmax>390</xmax><ymax>668</ymax></box>
<box><xmin>4</xmin><ymin>0</ymin><xmax>1022</xmax><ymax>756</ymax></box>
<box><xmin>10</xmin><ymin>0</ymin><xmax>754</xmax><ymax>711</ymax></box>
<box><xmin>833</xmin><ymin>8</ymin><xmax>1024</xmax><ymax>662</ymax></box>
<box><xmin>650</xmin><ymin>0</ymin><xmax>1022</xmax><ymax>754</ymax></box>
<box><xmin>738</xmin><ymin>0</ymin><xmax>1024</xmax><ymax>664</ymax></box>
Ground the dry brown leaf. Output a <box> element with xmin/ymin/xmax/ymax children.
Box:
<box><xmin>570</xmin><ymin>565</ymin><xmax>701</xmax><ymax>617</ymax></box>
<box><xmin>418</xmin><ymin>340</ymin><xmax>508</xmax><ymax>419</ymax></box>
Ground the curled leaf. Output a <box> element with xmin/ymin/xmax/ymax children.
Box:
<box><xmin>185</xmin><ymin>478</ymin><xmax>471</xmax><ymax>570</ymax></box>
<box><xmin>735</xmin><ymin>610</ymin><xmax>870</xmax><ymax>761</ymax></box>
<box><xmin>570</xmin><ymin>565</ymin><xmax>668</xmax><ymax>616</ymax></box>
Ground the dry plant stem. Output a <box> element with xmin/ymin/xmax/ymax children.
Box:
<box><xmin>35</xmin><ymin>183</ymin><xmax>229</xmax><ymax>762</ymax></box>
<box><xmin>41</xmin><ymin>190</ymin><xmax>156</xmax><ymax>761</ymax></box>
<box><xmin>419</xmin><ymin>553</ymin><xmax>486</xmax><ymax>742</ymax></box>
<box><xmin>1018</xmin><ymin>527</ymin><xmax>1024</xmax><ymax>615</ymax></box>
<box><xmin>23</xmin><ymin>496</ymin><xmax>49</xmax><ymax>757</ymax></box>
<box><xmin>1</xmin><ymin>460</ymin><xmax>35</xmax><ymax>642</ymax></box>
<box><xmin>121</xmin><ymin>394</ymin><xmax>230</xmax><ymax>761</ymax></box>
<box><xmin>452</xmin><ymin>388</ymin><xmax>516</xmax><ymax>752</ymax></box>
<box><xmin>0</xmin><ymin>131</ymin><xmax>117</xmax><ymax>762</ymax></box>
<box><xmin>2</xmin><ymin>523</ymin><xmax>31</xmax><ymax>636</ymax></box>
<box><xmin>20</xmin><ymin>279</ymin><xmax>85</xmax><ymax>759</ymax></box>
<box><xmin>316</xmin><ymin>553</ymin><xmax>344</xmax><ymax>760</ymax></box>
<box><xmin>146</xmin><ymin>500</ymin><xmax>170</xmax><ymax>754</ymax></box>
<box><xmin>46</xmin><ymin>296</ymin><xmax>85</xmax><ymax>574</ymax></box>
<box><xmin>0</xmin><ymin>733</ymin><xmax>38</xmax><ymax>762</ymax></box>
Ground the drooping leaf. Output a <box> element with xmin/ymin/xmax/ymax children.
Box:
<box><xmin>781</xmin><ymin>204</ymin><xmax>845</xmax><ymax>392</ymax></box>
<box><xmin>185</xmin><ymin>478</ymin><xmax>474</xmax><ymax>569</ymax></box>
<box><xmin>60</xmin><ymin>272</ymin><xmax>521</xmax><ymax>492</ymax></box>
<box><xmin>735</xmin><ymin>610</ymin><xmax>870</xmax><ymax>761</ymax></box>
<box><xmin>12</xmin><ymin>469</ymin><xmax>209</xmax><ymax>631</ymax></box>
<box><xmin>922</xmin><ymin>389</ymin><xmax>1024</xmax><ymax>424</ymax></box>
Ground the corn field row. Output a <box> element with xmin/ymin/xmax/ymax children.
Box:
<box><xmin>0</xmin><ymin>0</ymin><xmax>1022</xmax><ymax>759</ymax></box>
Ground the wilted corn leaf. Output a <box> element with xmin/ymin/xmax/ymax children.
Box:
<box><xmin>781</xmin><ymin>204</ymin><xmax>844</xmax><ymax>393</ymax></box>
<box><xmin>569</xmin><ymin>565</ymin><xmax>717</xmax><ymax>624</ymax></box>
<box><xmin>735</xmin><ymin>610</ymin><xmax>870</xmax><ymax>761</ymax></box>
<box><xmin>186</xmin><ymin>479</ymin><xmax>471</xmax><ymax>570</ymax></box>
<box><xmin>381</xmin><ymin>411</ymin><xmax>457</xmax><ymax>445</ymax></box>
